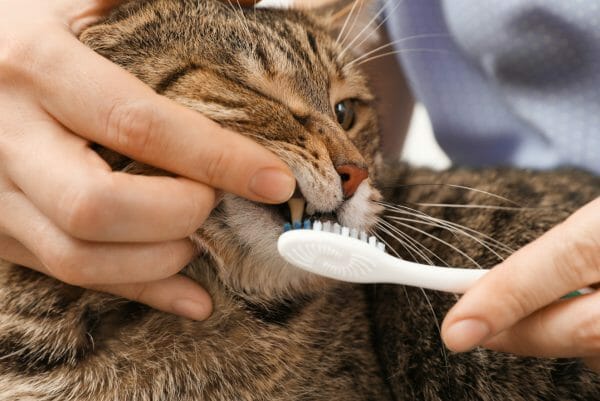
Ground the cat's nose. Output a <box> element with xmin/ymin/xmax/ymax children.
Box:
<box><xmin>336</xmin><ymin>164</ymin><xmax>369</xmax><ymax>198</ymax></box>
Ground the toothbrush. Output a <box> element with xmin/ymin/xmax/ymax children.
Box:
<box><xmin>277</xmin><ymin>220</ymin><xmax>595</xmax><ymax>296</ymax></box>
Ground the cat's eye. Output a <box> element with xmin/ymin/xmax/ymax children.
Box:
<box><xmin>334</xmin><ymin>99</ymin><xmax>356</xmax><ymax>131</ymax></box>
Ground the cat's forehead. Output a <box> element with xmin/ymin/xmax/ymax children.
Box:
<box><xmin>213</xmin><ymin>7</ymin><xmax>353</xmax><ymax>113</ymax></box>
<box><xmin>81</xmin><ymin>0</ymin><xmax>370</xmax><ymax>114</ymax></box>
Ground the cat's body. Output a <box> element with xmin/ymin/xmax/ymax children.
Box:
<box><xmin>373</xmin><ymin>166</ymin><xmax>600</xmax><ymax>401</ymax></box>
<box><xmin>1</xmin><ymin>0</ymin><xmax>599</xmax><ymax>400</ymax></box>
<box><xmin>0</xmin><ymin>262</ymin><xmax>389</xmax><ymax>400</ymax></box>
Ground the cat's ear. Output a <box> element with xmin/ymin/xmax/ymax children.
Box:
<box><xmin>297</xmin><ymin>0</ymin><xmax>383</xmax><ymax>54</ymax></box>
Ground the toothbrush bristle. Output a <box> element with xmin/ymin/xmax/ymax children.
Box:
<box><xmin>282</xmin><ymin>219</ymin><xmax>386</xmax><ymax>252</ymax></box>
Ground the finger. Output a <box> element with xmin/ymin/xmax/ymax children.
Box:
<box><xmin>0</xmin><ymin>232</ymin><xmax>211</xmax><ymax>321</ymax></box>
<box><xmin>0</xmin><ymin>235</ymin><xmax>212</xmax><ymax>321</ymax></box>
<box><xmin>0</xmin><ymin>189</ymin><xmax>195</xmax><ymax>286</ymax></box>
<box><xmin>0</xmin><ymin>234</ymin><xmax>44</xmax><ymax>270</ymax></box>
<box><xmin>442</xmin><ymin>197</ymin><xmax>600</xmax><ymax>352</ymax></box>
<box><xmin>91</xmin><ymin>274</ymin><xmax>213</xmax><ymax>321</ymax></box>
<box><xmin>5</xmin><ymin>118</ymin><xmax>217</xmax><ymax>242</ymax></box>
<box><xmin>35</xmin><ymin>31</ymin><xmax>295</xmax><ymax>204</ymax></box>
<box><xmin>480</xmin><ymin>291</ymin><xmax>600</xmax><ymax>358</ymax></box>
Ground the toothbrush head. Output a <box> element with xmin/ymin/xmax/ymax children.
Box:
<box><xmin>278</xmin><ymin>220</ymin><xmax>497</xmax><ymax>292</ymax></box>
<box><xmin>277</xmin><ymin>220</ymin><xmax>387</xmax><ymax>282</ymax></box>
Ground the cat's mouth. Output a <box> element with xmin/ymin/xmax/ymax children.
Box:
<box><xmin>273</xmin><ymin>187</ymin><xmax>338</xmax><ymax>228</ymax></box>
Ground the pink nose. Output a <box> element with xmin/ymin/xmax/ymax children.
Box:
<box><xmin>336</xmin><ymin>164</ymin><xmax>369</xmax><ymax>198</ymax></box>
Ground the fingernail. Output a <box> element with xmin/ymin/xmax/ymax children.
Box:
<box><xmin>172</xmin><ymin>299</ymin><xmax>210</xmax><ymax>321</ymax></box>
<box><xmin>444</xmin><ymin>319</ymin><xmax>490</xmax><ymax>352</ymax></box>
<box><xmin>249</xmin><ymin>168</ymin><xmax>296</xmax><ymax>203</ymax></box>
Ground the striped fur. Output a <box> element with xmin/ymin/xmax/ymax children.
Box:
<box><xmin>1</xmin><ymin>0</ymin><xmax>600</xmax><ymax>400</ymax></box>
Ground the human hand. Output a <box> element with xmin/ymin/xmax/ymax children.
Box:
<box><xmin>0</xmin><ymin>0</ymin><xmax>294</xmax><ymax>320</ymax></box>
<box><xmin>441</xmin><ymin>197</ymin><xmax>600</xmax><ymax>370</ymax></box>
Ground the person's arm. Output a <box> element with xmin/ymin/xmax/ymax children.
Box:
<box><xmin>0</xmin><ymin>0</ymin><xmax>294</xmax><ymax>320</ymax></box>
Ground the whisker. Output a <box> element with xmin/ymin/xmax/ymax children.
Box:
<box><xmin>414</xmin><ymin>202</ymin><xmax>539</xmax><ymax>211</ymax></box>
<box><xmin>396</xmin><ymin>210</ymin><xmax>513</xmax><ymax>254</ymax></box>
<box><xmin>335</xmin><ymin>0</ymin><xmax>363</xmax><ymax>46</ymax></box>
<box><xmin>224</xmin><ymin>0</ymin><xmax>254</xmax><ymax>44</ymax></box>
<box><xmin>418</xmin><ymin>287</ymin><xmax>450</xmax><ymax>377</ymax></box>
<box><xmin>379</xmin><ymin>183</ymin><xmax>523</xmax><ymax>206</ymax></box>
<box><xmin>384</xmin><ymin>215</ymin><xmax>505</xmax><ymax>261</ymax></box>
<box><xmin>338</xmin><ymin>0</ymin><xmax>401</xmax><ymax>58</ymax></box>
<box><xmin>375</xmin><ymin>221</ymin><xmax>425</xmax><ymax>263</ymax></box>
<box><xmin>377</xmin><ymin>219</ymin><xmax>449</xmax><ymax>266</ymax></box>
<box><xmin>378</xmin><ymin>218</ymin><xmax>451</xmax><ymax>267</ymax></box>
<box><xmin>390</xmin><ymin>220</ymin><xmax>482</xmax><ymax>268</ymax></box>
<box><xmin>373</xmin><ymin>222</ymin><xmax>452</xmax><ymax>377</ymax></box>
<box><xmin>342</xmin><ymin>0</ymin><xmax>405</xmax><ymax>54</ymax></box>
<box><xmin>372</xmin><ymin>223</ymin><xmax>402</xmax><ymax>257</ymax></box>
<box><xmin>377</xmin><ymin>201</ymin><xmax>515</xmax><ymax>253</ymax></box>
<box><xmin>377</xmin><ymin>222</ymin><xmax>433</xmax><ymax>265</ymax></box>
<box><xmin>354</xmin><ymin>48</ymin><xmax>452</xmax><ymax>66</ymax></box>
<box><xmin>346</xmin><ymin>33</ymin><xmax>449</xmax><ymax>67</ymax></box>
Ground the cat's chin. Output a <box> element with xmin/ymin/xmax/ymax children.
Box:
<box><xmin>192</xmin><ymin>230</ymin><xmax>328</xmax><ymax>300</ymax></box>
<box><xmin>193</xmin><ymin>182</ymin><xmax>383</xmax><ymax>300</ymax></box>
<box><xmin>189</xmin><ymin>196</ymin><xmax>321</xmax><ymax>299</ymax></box>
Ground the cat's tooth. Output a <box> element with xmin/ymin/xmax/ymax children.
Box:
<box><xmin>288</xmin><ymin>197</ymin><xmax>306</xmax><ymax>226</ymax></box>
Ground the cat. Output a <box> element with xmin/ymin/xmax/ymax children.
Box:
<box><xmin>0</xmin><ymin>0</ymin><xmax>599</xmax><ymax>400</ymax></box>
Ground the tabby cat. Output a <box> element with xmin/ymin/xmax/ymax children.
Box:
<box><xmin>1</xmin><ymin>0</ymin><xmax>599</xmax><ymax>400</ymax></box>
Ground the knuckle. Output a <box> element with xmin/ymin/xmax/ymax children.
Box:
<box><xmin>0</xmin><ymin>28</ymin><xmax>55</xmax><ymax>85</ymax></box>
<box><xmin>554</xmin><ymin>222</ymin><xmax>600</xmax><ymax>284</ymax></box>
<box><xmin>130</xmin><ymin>283</ymin><xmax>152</xmax><ymax>303</ymax></box>
<box><xmin>162</xmin><ymin>242</ymin><xmax>188</xmax><ymax>275</ymax></box>
<box><xmin>500</xmin><ymin>287</ymin><xmax>533</xmax><ymax>325</ymax></box>
<box><xmin>40</xmin><ymin>241</ymin><xmax>89</xmax><ymax>286</ymax></box>
<box><xmin>104</xmin><ymin>99</ymin><xmax>163</xmax><ymax>156</ymax></box>
<box><xmin>0</xmin><ymin>36</ymin><xmax>29</xmax><ymax>82</ymax></box>
<box><xmin>203</xmin><ymin>149</ymin><xmax>229</xmax><ymax>187</ymax></box>
<box><xmin>58</xmin><ymin>180</ymin><xmax>110</xmax><ymax>238</ymax></box>
<box><xmin>574</xmin><ymin>312</ymin><xmax>600</xmax><ymax>354</ymax></box>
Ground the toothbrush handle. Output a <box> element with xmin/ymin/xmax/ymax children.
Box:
<box><xmin>376</xmin><ymin>252</ymin><xmax>488</xmax><ymax>293</ymax></box>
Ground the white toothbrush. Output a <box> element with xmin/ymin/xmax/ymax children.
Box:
<box><xmin>277</xmin><ymin>220</ymin><xmax>594</xmax><ymax>296</ymax></box>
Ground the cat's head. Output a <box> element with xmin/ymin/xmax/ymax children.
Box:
<box><xmin>81</xmin><ymin>0</ymin><xmax>384</xmax><ymax>298</ymax></box>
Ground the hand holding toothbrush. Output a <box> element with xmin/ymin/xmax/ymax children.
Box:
<box><xmin>442</xmin><ymin>197</ymin><xmax>600</xmax><ymax>371</ymax></box>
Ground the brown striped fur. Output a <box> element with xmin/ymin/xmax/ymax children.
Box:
<box><xmin>1</xmin><ymin>0</ymin><xmax>600</xmax><ymax>400</ymax></box>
